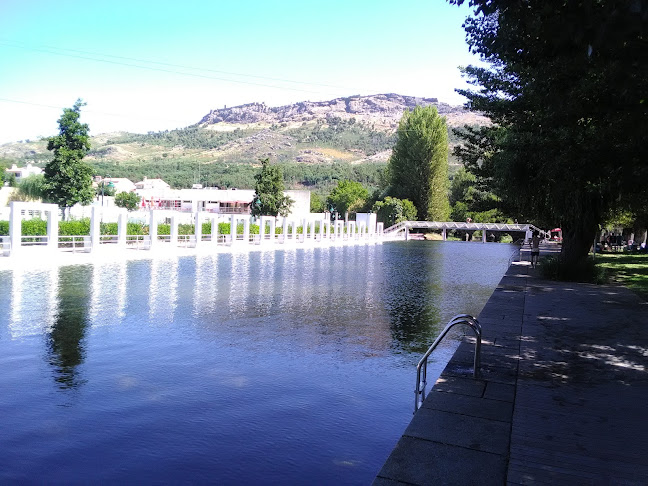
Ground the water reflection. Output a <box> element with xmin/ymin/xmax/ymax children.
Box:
<box><xmin>47</xmin><ymin>265</ymin><xmax>92</xmax><ymax>389</ymax></box>
<box><xmin>9</xmin><ymin>267</ymin><xmax>58</xmax><ymax>338</ymax></box>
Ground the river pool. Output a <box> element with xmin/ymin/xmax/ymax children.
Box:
<box><xmin>0</xmin><ymin>240</ymin><xmax>515</xmax><ymax>484</ymax></box>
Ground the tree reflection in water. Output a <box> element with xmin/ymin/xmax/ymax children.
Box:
<box><xmin>47</xmin><ymin>265</ymin><xmax>92</xmax><ymax>389</ymax></box>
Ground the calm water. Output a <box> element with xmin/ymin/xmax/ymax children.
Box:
<box><xmin>0</xmin><ymin>241</ymin><xmax>515</xmax><ymax>484</ymax></box>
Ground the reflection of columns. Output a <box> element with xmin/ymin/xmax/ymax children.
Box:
<box><xmin>117</xmin><ymin>209</ymin><xmax>128</xmax><ymax>247</ymax></box>
<box><xmin>230</xmin><ymin>214</ymin><xmax>237</xmax><ymax>245</ymax></box>
<box><xmin>90</xmin><ymin>206</ymin><xmax>101</xmax><ymax>252</ymax></box>
<box><xmin>149</xmin><ymin>210</ymin><xmax>158</xmax><ymax>249</ymax></box>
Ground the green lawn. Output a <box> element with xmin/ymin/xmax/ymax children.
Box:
<box><xmin>595</xmin><ymin>252</ymin><xmax>648</xmax><ymax>301</ymax></box>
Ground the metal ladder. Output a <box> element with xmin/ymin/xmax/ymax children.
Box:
<box><xmin>415</xmin><ymin>314</ymin><xmax>482</xmax><ymax>412</ymax></box>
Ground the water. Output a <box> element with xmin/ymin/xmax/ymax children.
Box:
<box><xmin>0</xmin><ymin>241</ymin><xmax>515</xmax><ymax>484</ymax></box>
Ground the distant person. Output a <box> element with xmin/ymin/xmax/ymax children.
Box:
<box><xmin>530</xmin><ymin>230</ymin><xmax>541</xmax><ymax>268</ymax></box>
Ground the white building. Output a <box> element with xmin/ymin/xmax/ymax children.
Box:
<box><xmin>132</xmin><ymin>180</ymin><xmax>311</xmax><ymax>220</ymax></box>
<box><xmin>5</xmin><ymin>163</ymin><xmax>43</xmax><ymax>182</ymax></box>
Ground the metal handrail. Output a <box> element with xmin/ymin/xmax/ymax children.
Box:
<box><xmin>415</xmin><ymin>314</ymin><xmax>481</xmax><ymax>412</ymax></box>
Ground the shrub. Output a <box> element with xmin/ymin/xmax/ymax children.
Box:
<box><xmin>540</xmin><ymin>255</ymin><xmax>607</xmax><ymax>284</ymax></box>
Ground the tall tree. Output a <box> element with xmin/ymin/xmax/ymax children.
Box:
<box><xmin>251</xmin><ymin>158</ymin><xmax>293</xmax><ymax>217</ymax></box>
<box><xmin>44</xmin><ymin>99</ymin><xmax>94</xmax><ymax>216</ymax></box>
<box><xmin>388</xmin><ymin>105</ymin><xmax>450</xmax><ymax>221</ymax></box>
<box><xmin>450</xmin><ymin>1</ymin><xmax>648</xmax><ymax>264</ymax></box>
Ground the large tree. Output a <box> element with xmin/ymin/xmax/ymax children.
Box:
<box><xmin>450</xmin><ymin>1</ymin><xmax>648</xmax><ymax>264</ymax></box>
<box><xmin>251</xmin><ymin>158</ymin><xmax>293</xmax><ymax>217</ymax></box>
<box><xmin>388</xmin><ymin>105</ymin><xmax>450</xmax><ymax>221</ymax></box>
<box><xmin>44</xmin><ymin>99</ymin><xmax>94</xmax><ymax>216</ymax></box>
<box><xmin>326</xmin><ymin>180</ymin><xmax>369</xmax><ymax>220</ymax></box>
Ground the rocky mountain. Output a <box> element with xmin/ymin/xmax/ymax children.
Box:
<box><xmin>0</xmin><ymin>94</ymin><xmax>488</xmax><ymax>189</ymax></box>
<box><xmin>198</xmin><ymin>93</ymin><xmax>487</xmax><ymax>130</ymax></box>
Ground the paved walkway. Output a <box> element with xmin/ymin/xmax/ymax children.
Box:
<box><xmin>375</xmin><ymin>251</ymin><xmax>648</xmax><ymax>485</ymax></box>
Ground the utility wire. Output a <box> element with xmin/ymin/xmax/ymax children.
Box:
<box><xmin>0</xmin><ymin>39</ymin><xmax>363</xmax><ymax>93</ymax></box>
<box><xmin>0</xmin><ymin>40</ymin><xmax>363</xmax><ymax>96</ymax></box>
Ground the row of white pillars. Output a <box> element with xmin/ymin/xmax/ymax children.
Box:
<box><xmin>4</xmin><ymin>203</ymin><xmax>383</xmax><ymax>257</ymax></box>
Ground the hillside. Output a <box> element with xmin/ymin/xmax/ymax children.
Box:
<box><xmin>0</xmin><ymin>93</ymin><xmax>488</xmax><ymax>191</ymax></box>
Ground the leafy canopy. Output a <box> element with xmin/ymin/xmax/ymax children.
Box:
<box><xmin>44</xmin><ymin>99</ymin><xmax>95</xmax><ymax>210</ymax></box>
<box><xmin>251</xmin><ymin>158</ymin><xmax>293</xmax><ymax>217</ymax></box>
<box><xmin>450</xmin><ymin>0</ymin><xmax>648</xmax><ymax>263</ymax></box>
<box><xmin>114</xmin><ymin>191</ymin><xmax>141</xmax><ymax>211</ymax></box>
<box><xmin>326</xmin><ymin>180</ymin><xmax>369</xmax><ymax>217</ymax></box>
<box><xmin>388</xmin><ymin>105</ymin><xmax>450</xmax><ymax>221</ymax></box>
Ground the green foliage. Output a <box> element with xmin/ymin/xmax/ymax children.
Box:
<box><xmin>388</xmin><ymin>106</ymin><xmax>450</xmax><ymax>221</ymax></box>
<box><xmin>326</xmin><ymin>180</ymin><xmax>369</xmax><ymax>216</ymax></box>
<box><xmin>96</xmin><ymin>180</ymin><xmax>116</xmax><ymax>197</ymax></box>
<box><xmin>21</xmin><ymin>218</ymin><xmax>47</xmax><ymax>235</ymax></box>
<box><xmin>373</xmin><ymin>196</ymin><xmax>417</xmax><ymax>227</ymax></box>
<box><xmin>7</xmin><ymin>173</ymin><xmax>16</xmax><ymax>187</ymax></box>
<box><xmin>540</xmin><ymin>255</ymin><xmax>607</xmax><ymax>284</ymax></box>
<box><xmin>59</xmin><ymin>219</ymin><xmax>91</xmax><ymax>236</ymax></box>
<box><xmin>450</xmin><ymin>0</ymin><xmax>648</xmax><ymax>264</ymax></box>
<box><xmin>310</xmin><ymin>192</ymin><xmax>326</xmax><ymax>213</ymax></box>
<box><xmin>44</xmin><ymin>99</ymin><xmax>95</xmax><ymax>211</ymax></box>
<box><xmin>251</xmin><ymin>158</ymin><xmax>293</xmax><ymax>217</ymax></box>
<box><xmin>114</xmin><ymin>191</ymin><xmax>141</xmax><ymax>211</ymax></box>
<box><xmin>16</xmin><ymin>174</ymin><xmax>46</xmax><ymax>201</ymax></box>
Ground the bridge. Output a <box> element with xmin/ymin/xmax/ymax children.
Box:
<box><xmin>384</xmin><ymin>221</ymin><xmax>549</xmax><ymax>242</ymax></box>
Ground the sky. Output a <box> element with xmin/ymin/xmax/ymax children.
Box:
<box><xmin>0</xmin><ymin>0</ymin><xmax>480</xmax><ymax>144</ymax></box>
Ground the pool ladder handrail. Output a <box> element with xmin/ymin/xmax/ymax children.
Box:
<box><xmin>415</xmin><ymin>314</ymin><xmax>482</xmax><ymax>412</ymax></box>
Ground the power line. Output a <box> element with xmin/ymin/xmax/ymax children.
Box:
<box><xmin>0</xmin><ymin>40</ymin><xmax>365</xmax><ymax>96</ymax></box>
<box><xmin>0</xmin><ymin>39</ymin><xmax>362</xmax><ymax>92</ymax></box>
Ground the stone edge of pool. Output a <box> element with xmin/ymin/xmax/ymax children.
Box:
<box><xmin>373</xmin><ymin>261</ymin><xmax>526</xmax><ymax>485</ymax></box>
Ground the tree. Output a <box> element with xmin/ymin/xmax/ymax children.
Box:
<box><xmin>250</xmin><ymin>158</ymin><xmax>293</xmax><ymax>217</ymax></box>
<box><xmin>450</xmin><ymin>1</ymin><xmax>648</xmax><ymax>265</ymax></box>
<box><xmin>44</xmin><ymin>99</ymin><xmax>94</xmax><ymax>216</ymax></box>
<box><xmin>16</xmin><ymin>174</ymin><xmax>46</xmax><ymax>201</ymax></box>
<box><xmin>326</xmin><ymin>180</ymin><xmax>369</xmax><ymax>219</ymax></box>
<box><xmin>114</xmin><ymin>191</ymin><xmax>141</xmax><ymax>211</ymax></box>
<box><xmin>388</xmin><ymin>105</ymin><xmax>450</xmax><ymax>221</ymax></box>
<box><xmin>372</xmin><ymin>196</ymin><xmax>418</xmax><ymax>227</ymax></box>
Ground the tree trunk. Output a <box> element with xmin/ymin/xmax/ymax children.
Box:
<box><xmin>560</xmin><ymin>217</ymin><xmax>597</xmax><ymax>264</ymax></box>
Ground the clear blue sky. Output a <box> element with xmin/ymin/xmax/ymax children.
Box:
<box><xmin>0</xmin><ymin>0</ymin><xmax>479</xmax><ymax>144</ymax></box>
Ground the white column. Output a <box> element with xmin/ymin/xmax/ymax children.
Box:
<box><xmin>377</xmin><ymin>222</ymin><xmax>384</xmax><ymax>236</ymax></box>
<box><xmin>442</xmin><ymin>227</ymin><xmax>447</xmax><ymax>241</ymax></box>
<box><xmin>482</xmin><ymin>228</ymin><xmax>487</xmax><ymax>243</ymax></box>
<box><xmin>230</xmin><ymin>214</ymin><xmax>237</xmax><ymax>245</ymax></box>
<box><xmin>259</xmin><ymin>216</ymin><xmax>266</xmax><ymax>244</ymax></box>
<box><xmin>194</xmin><ymin>211</ymin><xmax>202</xmax><ymax>247</ymax></box>
<box><xmin>149</xmin><ymin>210</ymin><xmax>158</xmax><ymax>249</ymax></box>
<box><xmin>282</xmin><ymin>218</ymin><xmax>288</xmax><ymax>243</ymax></box>
<box><xmin>9</xmin><ymin>201</ymin><xmax>23</xmax><ymax>255</ymax></box>
<box><xmin>90</xmin><ymin>206</ymin><xmax>101</xmax><ymax>252</ymax></box>
<box><xmin>46</xmin><ymin>204</ymin><xmax>59</xmax><ymax>251</ymax></box>
<box><xmin>301</xmin><ymin>219</ymin><xmax>308</xmax><ymax>242</ymax></box>
<box><xmin>117</xmin><ymin>209</ymin><xmax>128</xmax><ymax>247</ymax></box>
<box><xmin>243</xmin><ymin>218</ymin><xmax>250</xmax><ymax>244</ymax></box>
<box><xmin>268</xmin><ymin>218</ymin><xmax>276</xmax><ymax>244</ymax></box>
<box><xmin>170</xmin><ymin>214</ymin><xmax>179</xmax><ymax>246</ymax></box>
<box><xmin>211</xmin><ymin>217</ymin><xmax>219</xmax><ymax>244</ymax></box>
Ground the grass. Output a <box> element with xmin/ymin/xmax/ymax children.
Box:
<box><xmin>594</xmin><ymin>252</ymin><xmax>648</xmax><ymax>301</ymax></box>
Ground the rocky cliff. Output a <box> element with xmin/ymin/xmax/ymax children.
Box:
<box><xmin>198</xmin><ymin>93</ymin><xmax>486</xmax><ymax>129</ymax></box>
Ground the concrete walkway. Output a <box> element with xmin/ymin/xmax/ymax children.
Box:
<box><xmin>375</xmin><ymin>254</ymin><xmax>648</xmax><ymax>485</ymax></box>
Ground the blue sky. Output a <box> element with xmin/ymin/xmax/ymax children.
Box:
<box><xmin>0</xmin><ymin>0</ymin><xmax>479</xmax><ymax>144</ymax></box>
